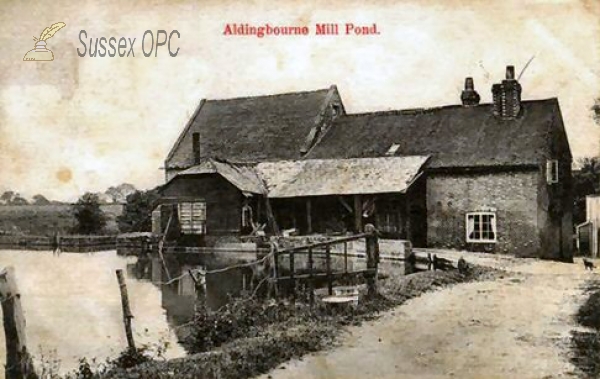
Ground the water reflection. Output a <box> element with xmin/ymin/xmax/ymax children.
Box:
<box><xmin>127</xmin><ymin>253</ymin><xmax>252</xmax><ymax>326</ymax></box>
<box><xmin>0</xmin><ymin>250</ymin><xmax>186</xmax><ymax>378</ymax></box>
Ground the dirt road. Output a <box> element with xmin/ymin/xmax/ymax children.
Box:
<box><xmin>260</xmin><ymin>255</ymin><xmax>593</xmax><ymax>379</ymax></box>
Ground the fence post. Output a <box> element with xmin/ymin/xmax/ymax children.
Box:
<box><xmin>0</xmin><ymin>267</ymin><xmax>37</xmax><ymax>379</ymax></box>
<box><xmin>326</xmin><ymin>245</ymin><xmax>333</xmax><ymax>296</ymax></box>
<box><xmin>405</xmin><ymin>250</ymin><xmax>416</xmax><ymax>275</ymax></box>
<box><xmin>344</xmin><ymin>241</ymin><xmax>348</xmax><ymax>275</ymax></box>
<box><xmin>289</xmin><ymin>251</ymin><xmax>295</xmax><ymax>302</ymax></box>
<box><xmin>115</xmin><ymin>269</ymin><xmax>136</xmax><ymax>353</ymax></box>
<box><xmin>308</xmin><ymin>247</ymin><xmax>314</xmax><ymax>307</ymax></box>
<box><xmin>365</xmin><ymin>224</ymin><xmax>379</xmax><ymax>298</ymax></box>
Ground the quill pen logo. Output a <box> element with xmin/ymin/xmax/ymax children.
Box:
<box><xmin>23</xmin><ymin>22</ymin><xmax>66</xmax><ymax>61</ymax></box>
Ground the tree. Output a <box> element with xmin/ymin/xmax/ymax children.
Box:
<box><xmin>117</xmin><ymin>188</ymin><xmax>161</xmax><ymax>233</ymax></box>
<box><xmin>106</xmin><ymin>183</ymin><xmax>137</xmax><ymax>203</ymax></box>
<box><xmin>573</xmin><ymin>157</ymin><xmax>600</xmax><ymax>226</ymax></box>
<box><xmin>592</xmin><ymin>98</ymin><xmax>600</xmax><ymax>124</ymax></box>
<box><xmin>72</xmin><ymin>193</ymin><xmax>107</xmax><ymax>234</ymax></box>
<box><xmin>0</xmin><ymin>191</ymin><xmax>15</xmax><ymax>205</ymax></box>
<box><xmin>32</xmin><ymin>194</ymin><xmax>51</xmax><ymax>205</ymax></box>
<box><xmin>0</xmin><ymin>191</ymin><xmax>28</xmax><ymax>205</ymax></box>
<box><xmin>10</xmin><ymin>195</ymin><xmax>28</xmax><ymax>205</ymax></box>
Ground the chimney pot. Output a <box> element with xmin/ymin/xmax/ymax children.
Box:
<box><xmin>506</xmin><ymin>65</ymin><xmax>515</xmax><ymax>80</ymax></box>
<box><xmin>461</xmin><ymin>77</ymin><xmax>480</xmax><ymax>106</ymax></box>
<box><xmin>465</xmin><ymin>77</ymin><xmax>474</xmax><ymax>90</ymax></box>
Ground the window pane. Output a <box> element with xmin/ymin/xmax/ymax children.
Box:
<box><xmin>467</xmin><ymin>213</ymin><xmax>496</xmax><ymax>242</ymax></box>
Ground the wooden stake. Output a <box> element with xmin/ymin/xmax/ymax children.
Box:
<box><xmin>0</xmin><ymin>267</ymin><xmax>37</xmax><ymax>379</ymax></box>
<box><xmin>115</xmin><ymin>270</ymin><xmax>136</xmax><ymax>352</ymax></box>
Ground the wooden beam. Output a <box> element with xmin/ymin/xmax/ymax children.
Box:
<box><xmin>337</xmin><ymin>196</ymin><xmax>353</xmax><ymax>214</ymax></box>
<box><xmin>0</xmin><ymin>267</ymin><xmax>37</xmax><ymax>379</ymax></box>
<box><xmin>275</xmin><ymin>269</ymin><xmax>377</xmax><ymax>281</ymax></box>
<box><xmin>405</xmin><ymin>195</ymin><xmax>412</xmax><ymax>242</ymax></box>
<box><xmin>353</xmin><ymin>194</ymin><xmax>363</xmax><ymax>233</ymax></box>
<box><xmin>306</xmin><ymin>198</ymin><xmax>312</xmax><ymax>234</ymax></box>
<box><xmin>264</xmin><ymin>197</ymin><xmax>279</xmax><ymax>235</ymax></box>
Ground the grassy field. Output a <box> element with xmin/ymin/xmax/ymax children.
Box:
<box><xmin>0</xmin><ymin>204</ymin><xmax>123</xmax><ymax>235</ymax></box>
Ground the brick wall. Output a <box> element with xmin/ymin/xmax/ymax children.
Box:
<box><xmin>426</xmin><ymin>170</ymin><xmax>541</xmax><ymax>257</ymax></box>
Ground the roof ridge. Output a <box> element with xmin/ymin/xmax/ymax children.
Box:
<box><xmin>205</xmin><ymin>87</ymin><xmax>332</xmax><ymax>103</ymax></box>
<box><xmin>341</xmin><ymin>97</ymin><xmax>559</xmax><ymax>118</ymax></box>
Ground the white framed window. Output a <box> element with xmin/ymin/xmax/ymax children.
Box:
<box><xmin>546</xmin><ymin>160</ymin><xmax>559</xmax><ymax>184</ymax></box>
<box><xmin>466</xmin><ymin>212</ymin><xmax>497</xmax><ymax>243</ymax></box>
<box><xmin>178</xmin><ymin>201</ymin><xmax>207</xmax><ymax>234</ymax></box>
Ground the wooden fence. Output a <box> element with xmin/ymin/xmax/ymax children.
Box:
<box><xmin>0</xmin><ymin>234</ymin><xmax>117</xmax><ymax>252</ymax></box>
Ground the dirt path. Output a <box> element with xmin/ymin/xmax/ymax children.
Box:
<box><xmin>259</xmin><ymin>256</ymin><xmax>594</xmax><ymax>379</ymax></box>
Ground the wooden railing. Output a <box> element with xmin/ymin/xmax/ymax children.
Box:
<box><xmin>0</xmin><ymin>234</ymin><xmax>117</xmax><ymax>252</ymax></box>
<box><xmin>272</xmin><ymin>224</ymin><xmax>380</xmax><ymax>304</ymax></box>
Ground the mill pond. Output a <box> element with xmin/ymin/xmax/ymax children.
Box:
<box><xmin>0</xmin><ymin>248</ymin><xmax>250</xmax><ymax>378</ymax></box>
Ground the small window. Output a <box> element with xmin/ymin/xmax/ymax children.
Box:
<box><xmin>546</xmin><ymin>160</ymin><xmax>559</xmax><ymax>184</ymax></box>
<box><xmin>386</xmin><ymin>143</ymin><xmax>400</xmax><ymax>156</ymax></box>
<box><xmin>331</xmin><ymin>103</ymin><xmax>341</xmax><ymax>118</ymax></box>
<box><xmin>466</xmin><ymin>212</ymin><xmax>497</xmax><ymax>243</ymax></box>
<box><xmin>178</xmin><ymin>201</ymin><xmax>207</xmax><ymax>234</ymax></box>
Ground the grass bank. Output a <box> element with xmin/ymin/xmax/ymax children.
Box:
<box><xmin>68</xmin><ymin>264</ymin><xmax>502</xmax><ymax>379</ymax></box>
<box><xmin>571</xmin><ymin>280</ymin><xmax>600</xmax><ymax>378</ymax></box>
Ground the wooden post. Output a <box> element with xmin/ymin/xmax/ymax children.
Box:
<box><xmin>264</xmin><ymin>196</ymin><xmax>279</xmax><ymax>235</ymax></box>
<box><xmin>158</xmin><ymin>209</ymin><xmax>174</xmax><ymax>281</ymax></box>
<box><xmin>365</xmin><ymin>224</ymin><xmax>379</xmax><ymax>297</ymax></box>
<box><xmin>308</xmin><ymin>247</ymin><xmax>314</xmax><ymax>306</ymax></box>
<box><xmin>116</xmin><ymin>269</ymin><xmax>136</xmax><ymax>352</ymax></box>
<box><xmin>0</xmin><ymin>267</ymin><xmax>37</xmax><ymax>379</ymax></box>
<box><xmin>326</xmin><ymin>245</ymin><xmax>333</xmax><ymax>296</ymax></box>
<box><xmin>344</xmin><ymin>241</ymin><xmax>348</xmax><ymax>275</ymax></box>
<box><xmin>289</xmin><ymin>251</ymin><xmax>295</xmax><ymax>302</ymax></box>
<box><xmin>405</xmin><ymin>251</ymin><xmax>416</xmax><ymax>275</ymax></box>
<box><xmin>273</xmin><ymin>247</ymin><xmax>280</xmax><ymax>298</ymax></box>
<box><xmin>306</xmin><ymin>198</ymin><xmax>312</xmax><ymax>234</ymax></box>
<box><xmin>353</xmin><ymin>195</ymin><xmax>363</xmax><ymax>233</ymax></box>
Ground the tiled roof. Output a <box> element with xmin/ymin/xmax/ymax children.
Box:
<box><xmin>166</xmin><ymin>88</ymin><xmax>334</xmax><ymax>168</ymax></box>
<box><xmin>307</xmin><ymin>99</ymin><xmax>567</xmax><ymax>168</ymax></box>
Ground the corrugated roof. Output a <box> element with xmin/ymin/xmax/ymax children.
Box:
<box><xmin>307</xmin><ymin>99</ymin><xmax>565</xmax><ymax>168</ymax></box>
<box><xmin>255</xmin><ymin>156</ymin><xmax>430</xmax><ymax>198</ymax></box>
<box><xmin>166</xmin><ymin>88</ymin><xmax>334</xmax><ymax>168</ymax></box>
<box><xmin>177</xmin><ymin>159</ymin><xmax>266</xmax><ymax>194</ymax></box>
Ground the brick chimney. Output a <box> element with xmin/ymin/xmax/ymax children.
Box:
<box><xmin>492</xmin><ymin>65</ymin><xmax>522</xmax><ymax>119</ymax></box>
<box><xmin>461</xmin><ymin>77</ymin><xmax>480</xmax><ymax>106</ymax></box>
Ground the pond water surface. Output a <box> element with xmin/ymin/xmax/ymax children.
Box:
<box><xmin>0</xmin><ymin>250</ymin><xmax>187</xmax><ymax>377</ymax></box>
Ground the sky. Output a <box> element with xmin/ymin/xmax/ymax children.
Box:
<box><xmin>0</xmin><ymin>0</ymin><xmax>599</xmax><ymax>202</ymax></box>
